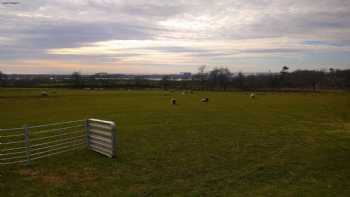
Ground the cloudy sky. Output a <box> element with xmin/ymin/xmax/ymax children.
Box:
<box><xmin>0</xmin><ymin>0</ymin><xmax>350</xmax><ymax>74</ymax></box>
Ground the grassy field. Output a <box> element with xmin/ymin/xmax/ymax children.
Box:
<box><xmin>1</xmin><ymin>88</ymin><xmax>350</xmax><ymax>196</ymax></box>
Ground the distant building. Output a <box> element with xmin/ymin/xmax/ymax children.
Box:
<box><xmin>95</xmin><ymin>72</ymin><xmax>109</xmax><ymax>76</ymax></box>
<box><xmin>179</xmin><ymin>72</ymin><xmax>192</xmax><ymax>78</ymax></box>
<box><xmin>94</xmin><ymin>72</ymin><xmax>109</xmax><ymax>80</ymax></box>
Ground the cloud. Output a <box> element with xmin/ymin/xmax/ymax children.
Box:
<box><xmin>1</xmin><ymin>0</ymin><xmax>350</xmax><ymax>73</ymax></box>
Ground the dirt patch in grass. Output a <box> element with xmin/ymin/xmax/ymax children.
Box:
<box><xmin>40</xmin><ymin>174</ymin><xmax>66</xmax><ymax>186</ymax></box>
<box><xmin>17</xmin><ymin>167</ymin><xmax>98</xmax><ymax>186</ymax></box>
<box><xmin>18</xmin><ymin>168</ymin><xmax>65</xmax><ymax>186</ymax></box>
<box><xmin>68</xmin><ymin>168</ymin><xmax>98</xmax><ymax>184</ymax></box>
<box><xmin>18</xmin><ymin>168</ymin><xmax>39</xmax><ymax>176</ymax></box>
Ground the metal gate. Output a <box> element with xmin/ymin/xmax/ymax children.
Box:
<box><xmin>86</xmin><ymin>119</ymin><xmax>117</xmax><ymax>158</ymax></box>
<box><xmin>0</xmin><ymin>118</ymin><xmax>116</xmax><ymax>165</ymax></box>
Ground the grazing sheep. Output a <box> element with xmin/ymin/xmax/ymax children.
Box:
<box><xmin>41</xmin><ymin>91</ymin><xmax>48</xmax><ymax>97</ymax></box>
<box><xmin>201</xmin><ymin>97</ymin><xmax>209</xmax><ymax>102</ymax></box>
<box><xmin>250</xmin><ymin>93</ymin><xmax>256</xmax><ymax>99</ymax></box>
<box><xmin>171</xmin><ymin>98</ymin><xmax>177</xmax><ymax>105</ymax></box>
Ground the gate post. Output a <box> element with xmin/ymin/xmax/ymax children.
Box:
<box><xmin>111</xmin><ymin>123</ymin><xmax>117</xmax><ymax>158</ymax></box>
<box><xmin>85</xmin><ymin>119</ymin><xmax>90</xmax><ymax>148</ymax></box>
<box><xmin>24</xmin><ymin>125</ymin><xmax>31</xmax><ymax>166</ymax></box>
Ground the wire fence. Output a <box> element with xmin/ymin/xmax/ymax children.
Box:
<box><xmin>0</xmin><ymin>120</ymin><xmax>86</xmax><ymax>165</ymax></box>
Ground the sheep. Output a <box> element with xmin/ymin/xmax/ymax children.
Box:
<box><xmin>171</xmin><ymin>98</ymin><xmax>177</xmax><ymax>105</ymax></box>
<box><xmin>250</xmin><ymin>93</ymin><xmax>256</xmax><ymax>99</ymax></box>
<box><xmin>41</xmin><ymin>91</ymin><xmax>48</xmax><ymax>97</ymax></box>
<box><xmin>201</xmin><ymin>97</ymin><xmax>209</xmax><ymax>102</ymax></box>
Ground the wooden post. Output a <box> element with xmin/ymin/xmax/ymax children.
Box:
<box><xmin>24</xmin><ymin>125</ymin><xmax>31</xmax><ymax>166</ymax></box>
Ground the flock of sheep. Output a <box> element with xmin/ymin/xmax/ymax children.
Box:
<box><xmin>40</xmin><ymin>90</ymin><xmax>256</xmax><ymax>105</ymax></box>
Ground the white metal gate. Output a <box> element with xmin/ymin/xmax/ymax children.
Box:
<box><xmin>0</xmin><ymin>118</ymin><xmax>117</xmax><ymax>165</ymax></box>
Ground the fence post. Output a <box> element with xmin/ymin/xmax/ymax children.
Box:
<box><xmin>111</xmin><ymin>123</ymin><xmax>117</xmax><ymax>158</ymax></box>
<box><xmin>24</xmin><ymin>125</ymin><xmax>31</xmax><ymax>166</ymax></box>
<box><xmin>85</xmin><ymin>119</ymin><xmax>90</xmax><ymax>149</ymax></box>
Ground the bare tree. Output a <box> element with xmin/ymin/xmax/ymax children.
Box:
<box><xmin>198</xmin><ymin>65</ymin><xmax>206</xmax><ymax>74</ymax></box>
<box><xmin>280</xmin><ymin>66</ymin><xmax>290</xmax><ymax>88</ymax></box>
<box><xmin>71</xmin><ymin>71</ymin><xmax>82</xmax><ymax>88</ymax></box>
<box><xmin>208</xmin><ymin>67</ymin><xmax>232</xmax><ymax>91</ymax></box>
<box><xmin>281</xmin><ymin>66</ymin><xmax>289</xmax><ymax>74</ymax></box>
<box><xmin>161</xmin><ymin>75</ymin><xmax>170</xmax><ymax>90</ymax></box>
<box><xmin>237</xmin><ymin>72</ymin><xmax>245</xmax><ymax>90</ymax></box>
<box><xmin>0</xmin><ymin>70</ymin><xmax>5</xmax><ymax>86</ymax></box>
<box><xmin>198</xmin><ymin>65</ymin><xmax>207</xmax><ymax>90</ymax></box>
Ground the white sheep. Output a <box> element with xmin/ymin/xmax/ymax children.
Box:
<box><xmin>41</xmin><ymin>91</ymin><xmax>48</xmax><ymax>97</ymax></box>
<box><xmin>201</xmin><ymin>97</ymin><xmax>209</xmax><ymax>102</ymax></box>
<box><xmin>250</xmin><ymin>93</ymin><xmax>256</xmax><ymax>99</ymax></box>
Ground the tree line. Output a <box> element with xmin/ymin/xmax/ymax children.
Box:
<box><xmin>162</xmin><ymin>66</ymin><xmax>350</xmax><ymax>91</ymax></box>
<box><xmin>0</xmin><ymin>67</ymin><xmax>350</xmax><ymax>91</ymax></box>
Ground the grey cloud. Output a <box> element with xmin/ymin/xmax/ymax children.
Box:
<box><xmin>120</xmin><ymin>3</ymin><xmax>185</xmax><ymax>18</ymax></box>
<box><xmin>132</xmin><ymin>46</ymin><xmax>235</xmax><ymax>57</ymax></box>
<box><xmin>24</xmin><ymin>22</ymin><xmax>156</xmax><ymax>47</ymax></box>
<box><xmin>0</xmin><ymin>19</ymin><xmax>163</xmax><ymax>62</ymax></box>
<box><xmin>145</xmin><ymin>46</ymin><xmax>209</xmax><ymax>53</ymax></box>
<box><xmin>240</xmin><ymin>49</ymin><xmax>305</xmax><ymax>54</ymax></box>
<box><xmin>1</xmin><ymin>20</ymin><xmax>157</xmax><ymax>46</ymax></box>
<box><xmin>191</xmin><ymin>52</ymin><xmax>233</xmax><ymax>57</ymax></box>
<box><xmin>223</xmin><ymin>11</ymin><xmax>350</xmax><ymax>40</ymax></box>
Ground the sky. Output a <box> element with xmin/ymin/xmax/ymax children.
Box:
<box><xmin>0</xmin><ymin>0</ymin><xmax>350</xmax><ymax>74</ymax></box>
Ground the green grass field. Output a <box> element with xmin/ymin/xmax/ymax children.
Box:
<box><xmin>1</xmin><ymin>88</ymin><xmax>350</xmax><ymax>196</ymax></box>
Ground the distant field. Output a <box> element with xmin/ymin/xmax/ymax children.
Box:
<box><xmin>1</xmin><ymin>88</ymin><xmax>350</xmax><ymax>196</ymax></box>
